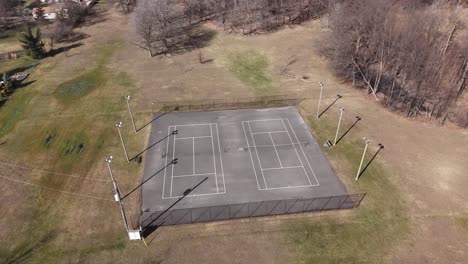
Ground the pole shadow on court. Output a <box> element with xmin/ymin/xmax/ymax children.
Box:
<box><xmin>141</xmin><ymin>177</ymin><xmax>209</xmax><ymax>239</ymax></box>
<box><xmin>359</xmin><ymin>144</ymin><xmax>384</xmax><ymax>177</ymax></box>
<box><xmin>121</xmin><ymin>160</ymin><xmax>176</xmax><ymax>200</ymax></box>
<box><xmin>318</xmin><ymin>95</ymin><xmax>342</xmax><ymax>118</ymax></box>
<box><xmin>129</xmin><ymin>130</ymin><xmax>177</xmax><ymax>162</ymax></box>
<box><xmin>136</xmin><ymin>106</ymin><xmax>179</xmax><ymax>132</ymax></box>
<box><xmin>336</xmin><ymin>116</ymin><xmax>361</xmax><ymax>145</ymax></box>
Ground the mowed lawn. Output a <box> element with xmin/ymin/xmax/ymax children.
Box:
<box><xmin>0</xmin><ymin>1</ymin><xmax>467</xmax><ymax>263</ymax></box>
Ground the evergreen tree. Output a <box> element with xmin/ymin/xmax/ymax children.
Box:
<box><xmin>17</xmin><ymin>27</ymin><xmax>45</xmax><ymax>59</ymax></box>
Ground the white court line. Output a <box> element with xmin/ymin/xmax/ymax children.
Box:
<box><xmin>162</xmin><ymin>126</ymin><xmax>171</xmax><ymax>199</ymax></box>
<box><xmin>269</xmin><ymin>132</ymin><xmax>283</xmax><ymax>168</ymax></box>
<box><xmin>285</xmin><ymin>118</ymin><xmax>320</xmax><ymax>186</ymax></box>
<box><xmin>175</xmin><ymin>136</ymin><xmax>211</xmax><ymax>140</ymax></box>
<box><xmin>172</xmin><ymin>173</ymin><xmax>215</xmax><ymax>178</ymax></box>
<box><xmin>260</xmin><ymin>184</ymin><xmax>319</xmax><ymax>191</ymax></box>
<box><xmin>162</xmin><ymin>191</ymin><xmax>226</xmax><ymax>200</ymax></box>
<box><xmin>251</xmin><ymin>131</ymin><xmax>287</xmax><ymax>135</ymax></box>
<box><xmin>247</xmin><ymin>121</ymin><xmax>268</xmax><ymax>189</ymax></box>
<box><xmin>170</xmin><ymin>125</ymin><xmax>177</xmax><ymax>197</ymax></box>
<box><xmin>242</xmin><ymin>121</ymin><xmax>261</xmax><ymax>190</ymax></box>
<box><xmin>172</xmin><ymin>123</ymin><xmax>213</xmax><ymax>127</ymax></box>
<box><xmin>246</xmin><ymin>118</ymin><xmax>283</xmax><ymax>122</ymax></box>
<box><xmin>262</xmin><ymin>166</ymin><xmax>303</xmax><ymax>171</ymax></box>
<box><xmin>210</xmin><ymin>124</ymin><xmax>218</xmax><ymax>194</ymax></box>
<box><xmin>251</xmin><ymin>142</ymin><xmax>308</xmax><ymax>148</ymax></box>
<box><xmin>280</xmin><ymin>119</ymin><xmax>312</xmax><ymax>185</ymax></box>
<box><xmin>215</xmin><ymin>124</ymin><xmax>226</xmax><ymax>193</ymax></box>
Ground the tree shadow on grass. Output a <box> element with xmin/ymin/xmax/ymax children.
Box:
<box><xmin>4</xmin><ymin>230</ymin><xmax>57</xmax><ymax>264</ymax></box>
<box><xmin>59</xmin><ymin>32</ymin><xmax>90</xmax><ymax>44</ymax></box>
<box><xmin>152</xmin><ymin>26</ymin><xmax>218</xmax><ymax>57</ymax></box>
<box><xmin>46</xmin><ymin>43</ymin><xmax>83</xmax><ymax>57</ymax></box>
<box><xmin>78</xmin><ymin>1</ymin><xmax>109</xmax><ymax>27</ymax></box>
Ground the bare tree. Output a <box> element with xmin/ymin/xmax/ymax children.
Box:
<box><xmin>43</xmin><ymin>21</ymin><xmax>73</xmax><ymax>51</ymax></box>
<box><xmin>325</xmin><ymin>0</ymin><xmax>467</xmax><ymax>126</ymax></box>
<box><xmin>117</xmin><ymin>0</ymin><xmax>137</xmax><ymax>17</ymax></box>
<box><xmin>134</xmin><ymin>0</ymin><xmax>187</xmax><ymax>56</ymax></box>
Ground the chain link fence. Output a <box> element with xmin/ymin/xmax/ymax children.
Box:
<box><xmin>141</xmin><ymin>193</ymin><xmax>366</xmax><ymax>228</ymax></box>
<box><xmin>153</xmin><ymin>95</ymin><xmax>305</xmax><ymax>113</ymax></box>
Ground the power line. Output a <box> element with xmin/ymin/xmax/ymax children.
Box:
<box><xmin>0</xmin><ymin>174</ymin><xmax>114</xmax><ymax>202</ymax></box>
<box><xmin>0</xmin><ymin>160</ymin><xmax>110</xmax><ymax>182</ymax></box>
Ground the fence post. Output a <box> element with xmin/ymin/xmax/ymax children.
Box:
<box><xmin>238</xmin><ymin>98</ymin><xmax>240</xmax><ymax>109</ymax></box>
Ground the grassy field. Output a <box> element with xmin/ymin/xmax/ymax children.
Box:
<box><xmin>0</xmin><ymin>1</ymin><xmax>466</xmax><ymax>263</ymax></box>
<box><xmin>223</xmin><ymin>48</ymin><xmax>274</xmax><ymax>95</ymax></box>
<box><xmin>0</xmin><ymin>30</ymin><xmax>22</xmax><ymax>54</ymax></box>
<box><xmin>287</xmin><ymin>113</ymin><xmax>408</xmax><ymax>263</ymax></box>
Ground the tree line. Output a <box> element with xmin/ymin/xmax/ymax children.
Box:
<box><xmin>325</xmin><ymin>0</ymin><xmax>467</xmax><ymax>127</ymax></box>
<box><xmin>131</xmin><ymin>0</ymin><xmax>332</xmax><ymax>56</ymax></box>
<box><xmin>127</xmin><ymin>0</ymin><xmax>466</xmax><ymax>126</ymax></box>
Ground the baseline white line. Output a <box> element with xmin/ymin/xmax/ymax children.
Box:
<box><xmin>242</xmin><ymin>121</ymin><xmax>261</xmax><ymax>190</ymax></box>
<box><xmin>286</xmin><ymin>118</ymin><xmax>320</xmax><ymax>186</ymax></box>
<box><xmin>175</xmin><ymin>136</ymin><xmax>212</xmax><ymax>140</ymax></box>
<box><xmin>162</xmin><ymin>126</ymin><xmax>171</xmax><ymax>199</ymax></box>
<box><xmin>162</xmin><ymin>192</ymin><xmax>226</xmax><ymax>200</ymax></box>
<box><xmin>244</xmin><ymin>119</ymin><xmax>283</xmax><ymax>122</ymax></box>
<box><xmin>210</xmin><ymin>124</ymin><xmax>218</xmax><ymax>194</ymax></box>
<box><xmin>170</xmin><ymin>125</ymin><xmax>176</xmax><ymax>197</ymax></box>
<box><xmin>269</xmin><ymin>132</ymin><xmax>283</xmax><ymax>168</ymax></box>
<box><xmin>250</xmin><ymin>142</ymin><xmax>308</xmax><ymax>148</ymax></box>
<box><xmin>251</xmin><ymin>131</ymin><xmax>287</xmax><ymax>135</ymax></box>
<box><xmin>247</xmin><ymin>121</ymin><xmax>268</xmax><ymax>189</ymax></box>
<box><xmin>171</xmin><ymin>123</ymin><xmax>214</xmax><ymax>127</ymax></box>
<box><xmin>215</xmin><ymin>123</ymin><xmax>226</xmax><ymax>193</ymax></box>
<box><xmin>172</xmin><ymin>173</ymin><xmax>215</xmax><ymax>178</ymax></box>
<box><xmin>262</xmin><ymin>166</ymin><xmax>303</xmax><ymax>171</ymax></box>
<box><xmin>261</xmin><ymin>184</ymin><xmax>319</xmax><ymax>191</ymax></box>
<box><xmin>281</xmin><ymin>119</ymin><xmax>313</xmax><ymax>185</ymax></box>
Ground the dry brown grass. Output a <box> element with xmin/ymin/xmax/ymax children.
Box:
<box><xmin>0</xmin><ymin>1</ymin><xmax>467</xmax><ymax>263</ymax></box>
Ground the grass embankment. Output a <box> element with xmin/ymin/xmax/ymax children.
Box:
<box><xmin>288</xmin><ymin>110</ymin><xmax>409</xmax><ymax>263</ymax></box>
<box><xmin>224</xmin><ymin>48</ymin><xmax>275</xmax><ymax>95</ymax></box>
<box><xmin>0</xmin><ymin>41</ymin><xmax>145</xmax><ymax>263</ymax></box>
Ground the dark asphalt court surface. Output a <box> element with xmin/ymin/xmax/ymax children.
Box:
<box><xmin>140</xmin><ymin>107</ymin><xmax>347</xmax><ymax>220</ymax></box>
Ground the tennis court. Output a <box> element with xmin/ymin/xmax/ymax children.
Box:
<box><xmin>140</xmin><ymin>107</ymin><xmax>347</xmax><ymax>225</ymax></box>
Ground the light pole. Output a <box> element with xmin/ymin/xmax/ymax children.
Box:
<box><xmin>317</xmin><ymin>82</ymin><xmax>324</xmax><ymax>119</ymax></box>
<box><xmin>356</xmin><ymin>137</ymin><xmax>370</xmax><ymax>181</ymax></box>
<box><xmin>125</xmin><ymin>95</ymin><xmax>137</xmax><ymax>133</ymax></box>
<box><xmin>105</xmin><ymin>156</ymin><xmax>129</xmax><ymax>231</ymax></box>
<box><xmin>116</xmin><ymin>121</ymin><xmax>130</xmax><ymax>162</ymax></box>
<box><xmin>334</xmin><ymin>106</ymin><xmax>344</xmax><ymax>145</ymax></box>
